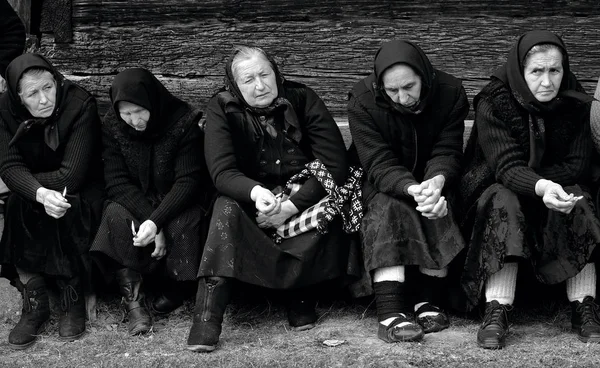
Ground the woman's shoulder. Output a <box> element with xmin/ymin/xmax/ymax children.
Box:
<box><xmin>474</xmin><ymin>78</ymin><xmax>518</xmax><ymax>120</ymax></box>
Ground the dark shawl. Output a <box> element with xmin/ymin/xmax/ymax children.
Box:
<box><xmin>373</xmin><ymin>40</ymin><xmax>437</xmax><ymax>115</ymax></box>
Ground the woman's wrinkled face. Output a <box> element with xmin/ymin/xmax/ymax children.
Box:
<box><xmin>523</xmin><ymin>48</ymin><xmax>564</xmax><ymax>102</ymax></box>
<box><xmin>381</xmin><ymin>63</ymin><xmax>422</xmax><ymax>108</ymax></box>
<box><xmin>234</xmin><ymin>56</ymin><xmax>278</xmax><ymax>108</ymax></box>
<box><xmin>118</xmin><ymin>101</ymin><xmax>150</xmax><ymax>131</ymax></box>
<box><xmin>19</xmin><ymin>71</ymin><xmax>57</xmax><ymax>118</ymax></box>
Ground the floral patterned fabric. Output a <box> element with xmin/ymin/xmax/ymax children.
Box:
<box><xmin>461</xmin><ymin>183</ymin><xmax>600</xmax><ymax>310</ymax></box>
<box><xmin>197</xmin><ymin>196</ymin><xmax>361</xmax><ymax>289</ymax></box>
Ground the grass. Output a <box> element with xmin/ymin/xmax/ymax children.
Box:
<box><xmin>1</xmin><ymin>279</ymin><xmax>600</xmax><ymax>368</ymax></box>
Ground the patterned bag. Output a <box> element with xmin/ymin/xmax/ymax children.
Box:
<box><xmin>274</xmin><ymin>159</ymin><xmax>364</xmax><ymax>241</ymax></box>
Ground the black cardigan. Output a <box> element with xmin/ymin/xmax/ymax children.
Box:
<box><xmin>348</xmin><ymin>70</ymin><xmax>469</xmax><ymax>203</ymax></box>
<box><xmin>102</xmin><ymin>106</ymin><xmax>211</xmax><ymax>229</ymax></box>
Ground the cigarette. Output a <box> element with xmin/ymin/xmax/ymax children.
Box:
<box><xmin>131</xmin><ymin>221</ymin><xmax>137</xmax><ymax>236</ymax></box>
<box><xmin>62</xmin><ymin>187</ymin><xmax>67</xmax><ymax>197</ymax></box>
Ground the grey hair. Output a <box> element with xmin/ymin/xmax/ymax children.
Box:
<box><xmin>523</xmin><ymin>43</ymin><xmax>564</xmax><ymax>68</ymax></box>
<box><xmin>17</xmin><ymin>68</ymin><xmax>55</xmax><ymax>94</ymax></box>
<box><xmin>230</xmin><ymin>46</ymin><xmax>273</xmax><ymax>82</ymax></box>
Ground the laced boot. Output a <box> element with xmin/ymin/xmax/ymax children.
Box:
<box><xmin>571</xmin><ymin>296</ymin><xmax>600</xmax><ymax>343</ymax></box>
<box><xmin>477</xmin><ymin>300</ymin><xmax>512</xmax><ymax>349</ymax></box>
<box><xmin>187</xmin><ymin>277</ymin><xmax>232</xmax><ymax>352</ymax></box>
<box><xmin>115</xmin><ymin>268</ymin><xmax>152</xmax><ymax>335</ymax></box>
<box><xmin>8</xmin><ymin>276</ymin><xmax>50</xmax><ymax>350</ymax></box>
<box><xmin>57</xmin><ymin>277</ymin><xmax>87</xmax><ymax>341</ymax></box>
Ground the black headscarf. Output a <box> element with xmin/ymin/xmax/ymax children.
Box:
<box><xmin>372</xmin><ymin>40</ymin><xmax>437</xmax><ymax>115</ymax></box>
<box><xmin>110</xmin><ymin>68</ymin><xmax>189</xmax><ymax>140</ymax></box>
<box><xmin>0</xmin><ymin>53</ymin><xmax>72</xmax><ymax>150</ymax></box>
<box><xmin>491</xmin><ymin>30</ymin><xmax>593</xmax><ymax>168</ymax></box>
<box><xmin>492</xmin><ymin>30</ymin><xmax>592</xmax><ymax>116</ymax></box>
<box><xmin>220</xmin><ymin>47</ymin><xmax>302</xmax><ymax>143</ymax></box>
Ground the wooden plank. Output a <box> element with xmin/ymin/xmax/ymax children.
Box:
<box><xmin>6</xmin><ymin>0</ymin><xmax>32</xmax><ymax>33</ymax></box>
<box><xmin>34</xmin><ymin>1</ymin><xmax>600</xmax><ymax>118</ymax></box>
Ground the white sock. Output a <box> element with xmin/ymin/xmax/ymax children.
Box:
<box><xmin>16</xmin><ymin>267</ymin><xmax>39</xmax><ymax>285</ymax></box>
<box><xmin>379</xmin><ymin>313</ymin><xmax>413</xmax><ymax>327</ymax></box>
<box><xmin>485</xmin><ymin>262</ymin><xmax>518</xmax><ymax>305</ymax></box>
<box><xmin>419</xmin><ymin>267</ymin><xmax>448</xmax><ymax>278</ymax></box>
<box><xmin>566</xmin><ymin>263</ymin><xmax>596</xmax><ymax>303</ymax></box>
<box><xmin>373</xmin><ymin>266</ymin><xmax>405</xmax><ymax>283</ymax></box>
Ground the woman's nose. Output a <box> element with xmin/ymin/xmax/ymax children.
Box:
<box><xmin>398</xmin><ymin>92</ymin><xmax>410</xmax><ymax>105</ymax></box>
<box><xmin>255</xmin><ymin>78</ymin><xmax>265</xmax><ymax>90</ymax></box>
<box><xmin>39</xmin><ymin>92</ymin><xmax>48</xmax><ymax>104</ymax></box>
<box><xmin>540</xmin><ymin>74</ymin><xmax>551</xmax><ymax>86</ymax></box>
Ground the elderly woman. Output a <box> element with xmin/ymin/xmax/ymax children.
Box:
<box><xmin>460</xmin><ymin>30</ymin><xmax>600</xmax><ymax>349</ymax></box>
<box><xmin>90</xmin><ymin>68</ymin><xmax>213</xmax><ymax>336</ymax></box>
<box><xmin>0</xmin><ymin>53</ymin><xmax>104</xmax><ymax>349</ymax></box>
<box><xmin>187</xmin><ymin>46</ymin><xmax>359</xmax><ymax>352</ymax></box>
<box><xmin>348</xmin><ymin>40</ymin><xmax>468</xmax><ymax>343</ymax></box>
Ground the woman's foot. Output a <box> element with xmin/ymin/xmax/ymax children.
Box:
<box><xmin>415</xmin><ymin>303</ymin><xmax>449</xmax><ymax>333</ymax></box>
<box><xmin>287</xmin><ymin>299</ymin><xmax>318</xmax><ymax>331</ymax></box>
<box><xmin>571</xmin><ymin>296</ymin><xmax>600</xmax><ymax>343</ymax></box>
<box><xmin>377</xmin><ymin>314</ymin><xmax>424</xmax><ymax>343</ymax></box>
<box><xmin>477</xmin><ymin>300</ymin><xmax>511</xmax><ymax>349</ymax></box>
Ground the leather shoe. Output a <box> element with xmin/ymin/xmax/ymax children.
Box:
<box><xmin>477</xmin><ymin>300</ymin><xmax>511</xmax><ymax>349</ymax></box>
<box><xmin>377</xmin><ymin>314</ymin><xmax>424</xmax><ymax>343</ymax></box>
<box><xmin>415</xmin><ymin>303</ymin><xmax>450</xmax><ymax>334</ymax></box>
<box><xmin>571</xmin><ymin>296</ymin><xmax>600</xmax><ymax>343</ymax></box>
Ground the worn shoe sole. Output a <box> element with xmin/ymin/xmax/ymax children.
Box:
<box><xmin>572</xmin><ymin>327</ymin><xmax>600</xmax><ymax>343</ymax></box>
<box><xmin>477</xmin><ymin>338</ymin><xmax>505</xmax><ymax>349</ymax></box>
<box><xmin>187</xmin><ymin>343</ymin><xmax>217</xmax><ymax>352</ymax></box>
<box><xmin>291</xmin><ymin>322</ymin><xmax>316</xmax><ymax>332</ymax></box>
<box><xmin>58</xmin><ymin>329</ymin><xmax>86</xmax><ymax>342</ymax></box>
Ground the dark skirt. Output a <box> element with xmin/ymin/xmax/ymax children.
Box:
<box><xmin>362</xmin><ymin>192</ymin><xmax>465</xmax><ymax>272</ymax></box>
<box><xmin>197</xmin><ymin>195</ymin><xmax>361</xmax><ymax>289</ymax></box>
<box><xmin>90</xmin><ymin>201</ymin><xmax>207</xmax><ymax>281</ymax></box>
<box><xmin>460</xmin><ymin>183</ymin><xmax>600</xmax><ymax>310</ymax></box>
<box><xmin>0</xmin><ymin>185</ymin><xmax>104</xmax><ymax>290</ymax></box>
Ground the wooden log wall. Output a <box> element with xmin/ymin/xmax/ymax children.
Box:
<box><xmin>29</xmin><ymin>1</ymin><xmax>600</xmax><ymax>119</ymax></box>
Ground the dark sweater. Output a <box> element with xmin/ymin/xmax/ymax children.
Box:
<box><xmin>348</xmin><ymin>71</ymin><xmax>468</xmax><ymax>202</ymax></box>
<box><xmin>0</xmin><ymin>0</ymin><xmax>25</xmax><ymax>77</ymax></box>
<box><xmin>102</xmin><ymin>106</ymin><xmax>210</xmax><ymax>229</ymax></box>
<box><xmin>460</xmin><ymin>78</ymin><xmax>592</xmax><ymax>215</ymax></box>
<box><xmin>0</xmin><ymin>87</ymin><xmax>102</xmax><ymax>201</ymax></box>
<box><xmin>204</xmin><ymin>82</ymin><xmax>348</xmax><ymax>212</ymax></box>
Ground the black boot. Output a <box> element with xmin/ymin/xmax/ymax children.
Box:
<box><xmin>286</xmin><ymin>288</ymin><xmax>318</xmax><ymax>331</ymax></box>
<box><xmin>115</xmin><ymin>268</ymin><xmax>152</xmax><ymax>335</ymax></box>
<box><xmin>8</xmin><ymin>276</ymin><xmax>50</xmax><ymax>350</ymax></box>
<box><xmin>571</xmin><ymin>296</ymin><xmax>600</xmax><ymax>343</ymax></box>
<box><xmin>187</xmin><ymin>277</ymin><xmax>232</xmax><ymax>352</ymax></box>
<box><xmin>477</xmin><ymin>300</ymin><xmax>512</xmax><ymax>349</ymax></box>
<box><xmin>57</xmin><ymin>277</ymin><xmax>87</xmax><ymax>341</ymax></box>
<box><xmin>151</xmin><ymin>279</ymin><xmax>186</xmax><ymax>315</ymax></box>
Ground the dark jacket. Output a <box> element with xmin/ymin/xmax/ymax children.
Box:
<box><xmin>204</xmin><ymin>81</ymin><xmax>348</xmax><ymax>212</ymax></box>
<box><xmin>348</xmin><ymin>71</ymin><xmax>468</xmax><ymax>203</ymax></box>
<box><xmin>459</xmin><ymin>78</ymin><xmax>592</xmax><ymax>219</ymax></box>
<box><xmin>0</xmin><ymin>0</ymin><xmax>25</xmax><ymax>78</ymax></box>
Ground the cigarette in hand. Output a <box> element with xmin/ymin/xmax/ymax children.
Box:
<box><xmin>131</xmin><ymin>221</ymin><xmax>137</xmax><ymax>236</ymax></box>
<box><xmin>62</xmin><ymin>187</ymin><xmax>67</xmax><ymax>197</ymax></box>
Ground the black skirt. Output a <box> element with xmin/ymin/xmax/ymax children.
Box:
<box><xmin>460</xmin><ymin>183</ymin><xmax>600</xmax><ymax>310</ymax></box>
<box><xmin>90</xmin><ymin>201</ymin><xmax>207</xmax><ymax>281</ymax></box>
<box><xmin>197</xmin><ymin>195</ymin><xmax>361</xmax><ymax>289</ymax></box>
<box><xmin>361</xmin><ymin>192</ymin><xmax>465</xmax><ymax>271</ymax></box>
<box><xmin>0</xmin><ymin>185</ymin><xmax>104</xmax><ymax>289</ymax></box>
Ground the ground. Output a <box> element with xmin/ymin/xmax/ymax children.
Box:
<box><xmin>1</xmin><ymin>279</ymin><xmax>600</xmax><ymax>368</ymax></box>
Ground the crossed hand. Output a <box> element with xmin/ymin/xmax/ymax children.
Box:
<box><xmin>407</xmin><ymin>174</ymin><xmax>448</xmax><ymax>220</ymax></box>
<box><xmin>251</xmin><ymin>185</ymin><xmax>299</xmax><ymax>229</ymax></box>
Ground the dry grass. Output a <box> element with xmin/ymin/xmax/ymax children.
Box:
<box><xmin>1</xmin><ymin>279</ymin><xmax>600</xmax><ymax>368</ymax></box>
